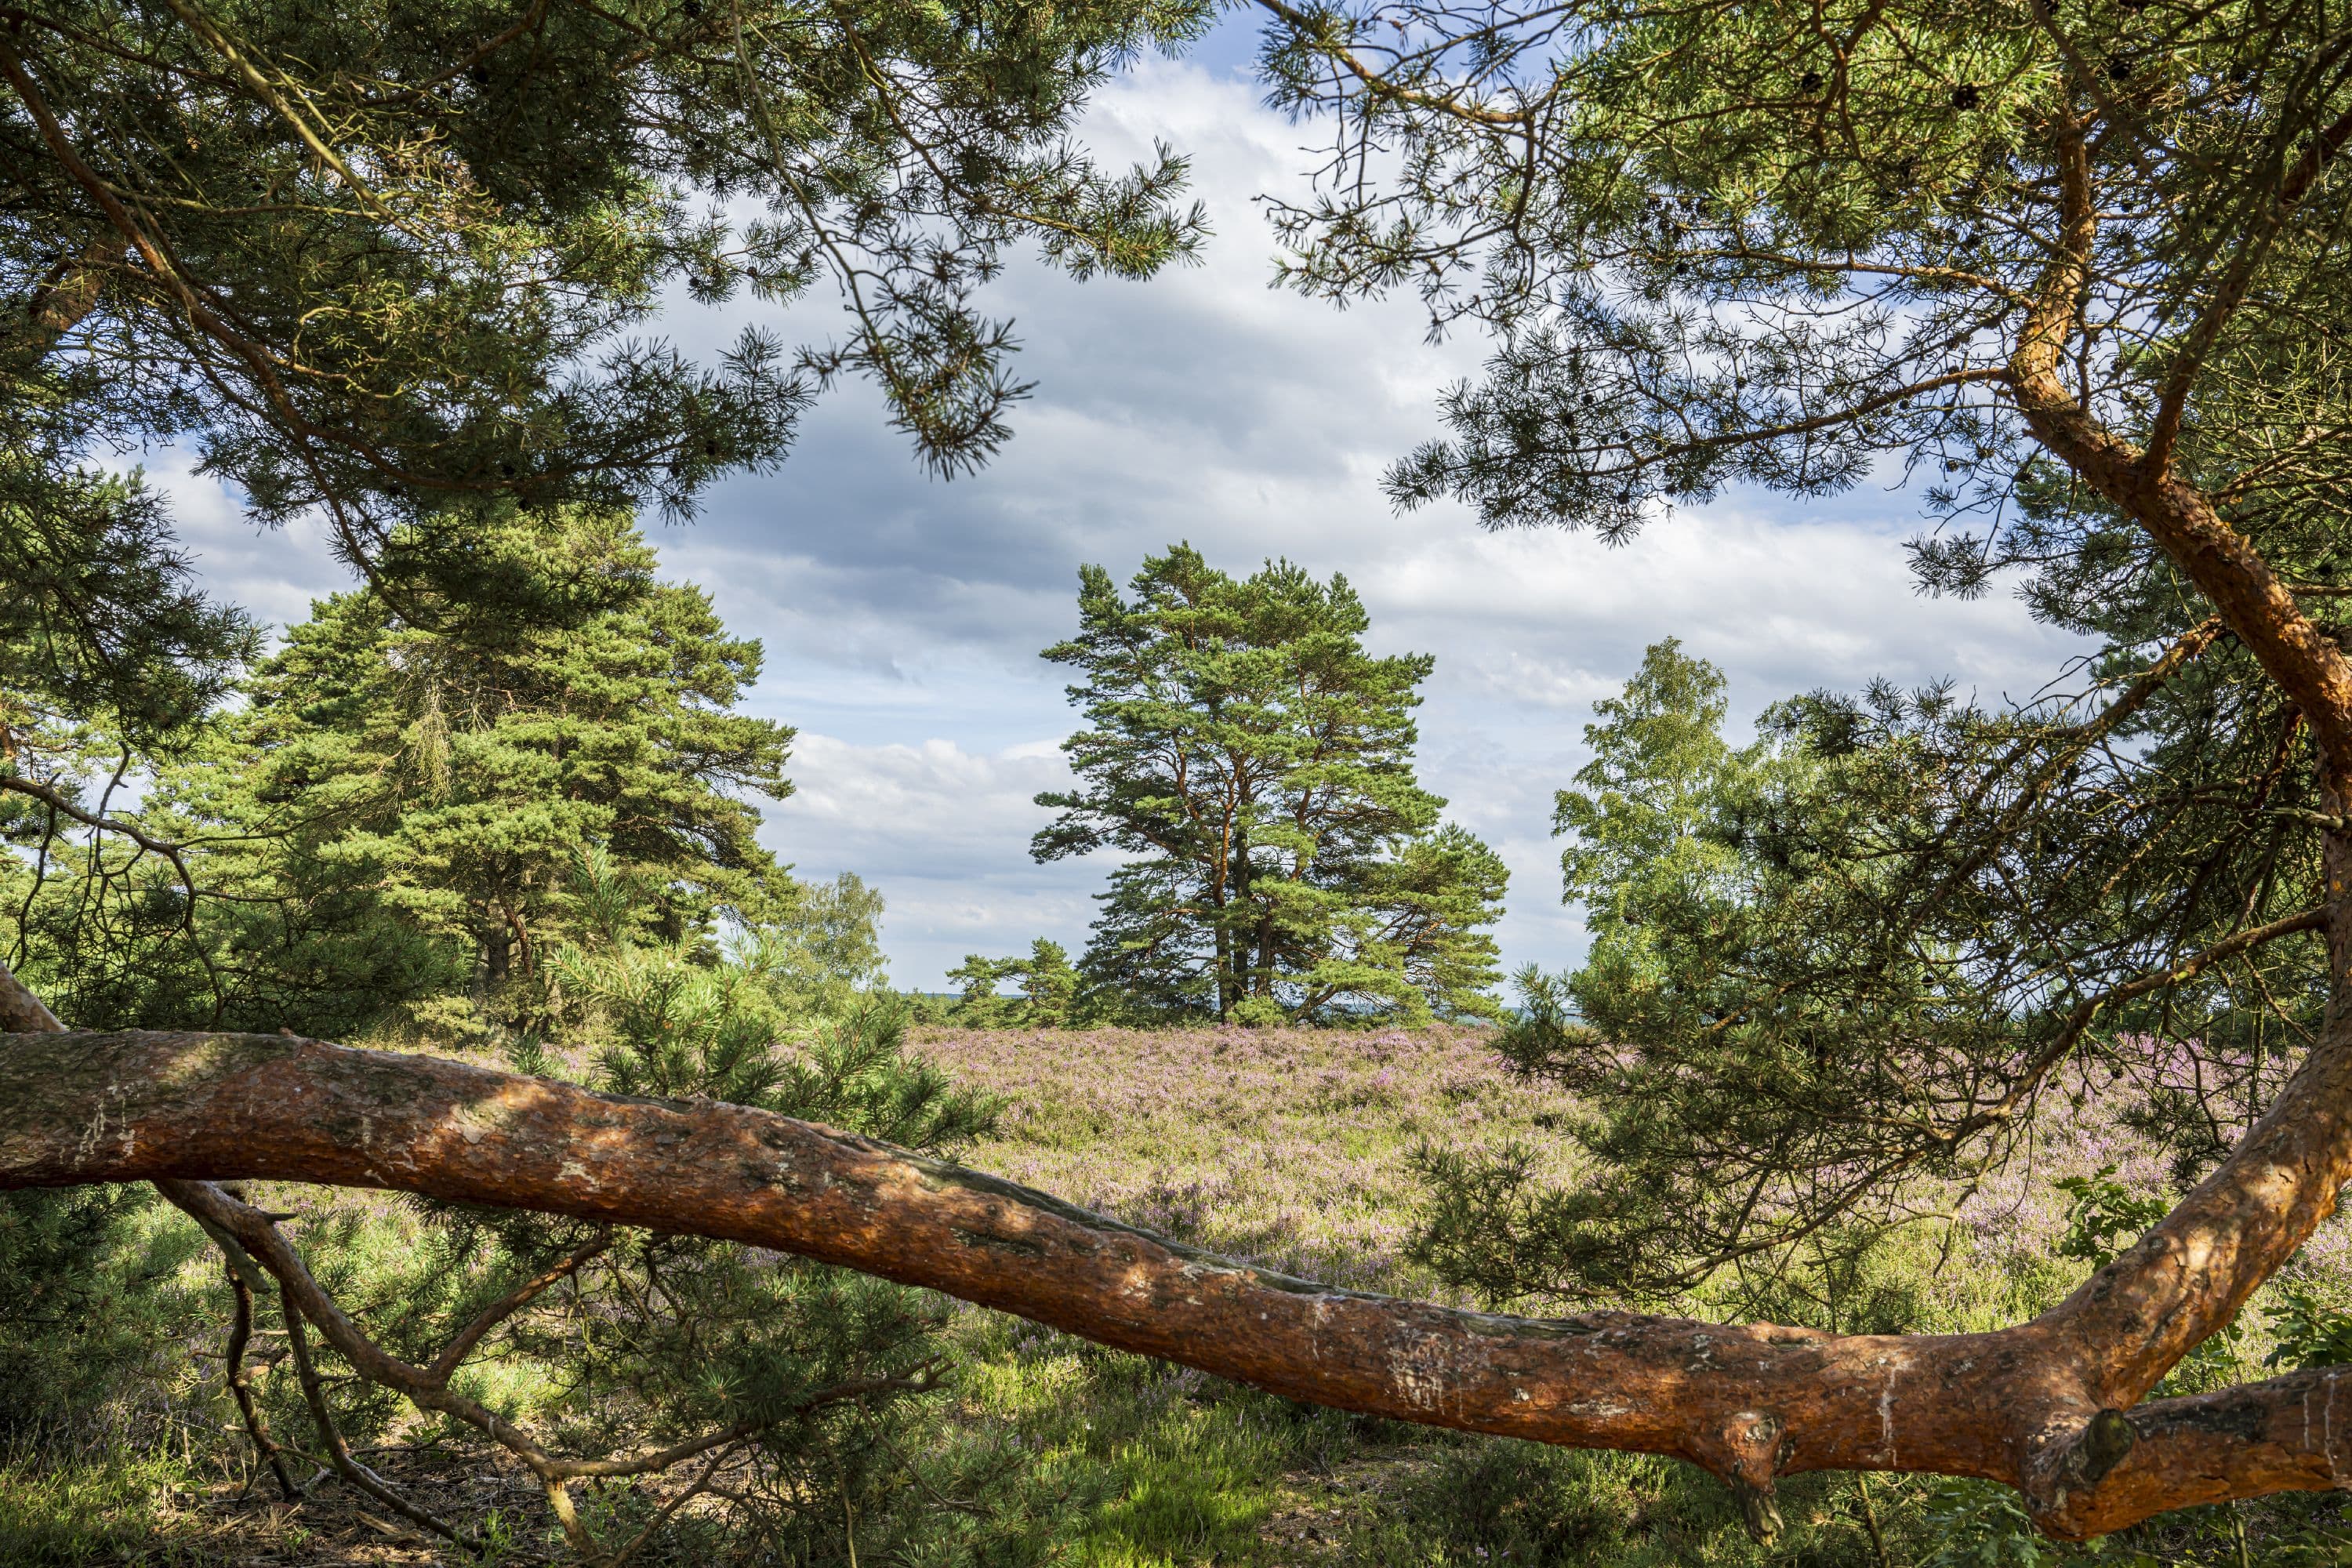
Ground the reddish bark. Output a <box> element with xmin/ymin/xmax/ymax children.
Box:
<box><xmin>6</xmin><ymin>1018</ymin><xmax>2352</xmax><ymax>1539</ymax></box>
<box><xmin>2006</xmin><ymin>118</ymin><xmax>2352</xmax><ymax>776</ymax></box>
<box><xmin>8</xmin><ymin>57</ymin><xmax>2352</xmax><ymax>1563</ymax></box>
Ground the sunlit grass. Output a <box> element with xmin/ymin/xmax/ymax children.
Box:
<box><xmin>0</xmin><ymin>1450</ymin><xmax>237</xmax><ymax>1566</ymax></box>
<box><xmin>16</xmin><ymin>1022</ymin><xmax>2352</xmax><ymax>1563</ymax></box>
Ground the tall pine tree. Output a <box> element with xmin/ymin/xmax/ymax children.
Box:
<box><xmin>0</xmin><ymin>0</ymin><xmax>1214</xmax><ymax>935</ymax></box>
<box><xmin>1033</xmin><ymin>543</ymin><xmax>1505</xmax><ymax>1024</ymax></box>
<box><xmin>9</xmin><ymin>505</ymin><xmax>795</xmax><ymax>1039</ymax></box>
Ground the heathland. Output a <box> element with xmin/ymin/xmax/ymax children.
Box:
<box><xmin>12</xmin><ymin>2</ymin><xmax>2352</xmax><ymax>1555</ymax></box>
<box><xmin>13</xmin><ymin>1021</ymin><xmax>2352</xmax><ymax>1566</ymax></box>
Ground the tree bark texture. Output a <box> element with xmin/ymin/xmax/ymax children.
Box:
<box><xmin>13</xmin><ymin>145</ymin><xmax>2352</xmax><ymax>1530</ymax></box>
<box><xmin>9</xmin><ymin>1014</ymin><xmax>2352</xmax><ymax>1539</ymax></box>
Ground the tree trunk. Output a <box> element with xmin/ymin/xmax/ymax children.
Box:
<box><xmin>1256</xmin><ymin>902</ymin><xmax>1276</xmax><ymax>999</ymax></box>
<box><xmin>5</xmin><ymin>234</ymin><xmax>117</xmax><ymax>363</ymax></box>
<box><xmin>9</xmin><ymin>990</ymin><xmax>2352</xmax><ymax>1540</ymax></box>
<box><xmin>1231</xmin><ymin>836</ymin><xmax>1254</xmax><ymax>1004</ymax></box>
<box><xmin>13</xmin><ymin>135</ymin><xmax>2352</xmax><ymax>1524</ymax></box>
<box><xmin>1207</xmin><ymin>876</ymin><xmax>1235</xmax><ymax>1019</ymax></box>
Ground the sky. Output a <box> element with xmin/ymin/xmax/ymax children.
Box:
<box><xmin>158</xmin><ymin>26</ymin><xmax>2089</xmax><ymax>993</ymax></box>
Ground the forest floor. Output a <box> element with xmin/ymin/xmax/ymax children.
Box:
<box><xmin>15</xmin><ymin>1022</ymin><xmax>2352</xmax><ymax>1566</ymax></box>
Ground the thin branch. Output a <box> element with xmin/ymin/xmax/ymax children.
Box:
<box><xmin>156</xmin><ymin>1180</ymin><xmax>572</xmax><ymax>1468</ymax></box>
<box><xmin>550</xmin><ymin>1367</ymin><xmax>938</xmax><ymax>1481</ymax></box>
<box><xmin>224</xmin><ymin>1262</ymin><xmax>300</xmax><ymax>1501</ymax></box>
<box><xmin>1958</xmin><ymin>903</ymin><xmax>2331</xmax><ymax>1138</ymax></box>
<box><xmin>0</xmin><ymin>773</ymin><xmax>193</xmax><ymax>865</ymax></box>
<box><xmin>2145</xmin><ymin>70</ymin><xmax>2352</xmax><ymax>472</ymax></box>
<box><xmin>278</xmin><ymin>1277</ymin><xmax>470</xmax><ymax>1545</ymax></box>
<box><xmin>1254</xmin><ymin>0</ymin><xmax>1540</xmax><ymax>128</ymax></box>
<box><xmin>601</xmin><ymin>1436</ymin><xmax>745</xmax><ymax>1568</ymax></box>
<box><xmin>423</xmin><ymin>1229</ymin><xmax>612</xmax><ymax>1384</ymax></box>
<box><xmin>154</xmin><ymin>0</ymin><xmax>402</xmax><ymax>226</ymax></box>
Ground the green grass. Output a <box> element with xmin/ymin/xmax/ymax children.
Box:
<box><xmin>0</xmin><ymin>1450</ymin><xmax>241</xmax><ymax>1567</ymax></box>
<box><xmin>16</xmin><ymin>1024</ymin><xmax>2352</xmax><ymax>1564</ymax></box>
<box><xmin>931</xmin><ymin>1313</ymin><xmax>1310</xmax><ymax>1564</ymax></box>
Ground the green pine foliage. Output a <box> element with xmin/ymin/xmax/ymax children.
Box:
<box><xmin>215</xmin><ymin>503</ymin><xmax>789</xmax><ymax>1002</ymax></box>
<box><xmin>1247</xmin><ymin>0</ymin><xmax>2352</xmax><ymax>1302</ymax></box>
<box><xmin>0</xmin><ymin>450</ymin><xmax>256</xmax><ymax>753</ymax></box>
<box><xmin>8</xmin><ymin>506</ymin><xmax>797</xmax><ymax>1039</ymax></box>
<box><xmin>946</xmin><ymin>938</ymin><xmax>1084</xmax><ymax>1027</ymax></box>
<box><xmin>0</xmin><ymin>1185</ymin><xmax>215</xmax><ymax>1457</ymax></box>
<box><xmin>1019</xmin><ymin>938</ymin><xmax>1083</xmax><ymax>1027</ymax></box>
<box><xmin>1034</xmin><ymin>544</ymin><xmax>1508</xmax><ymax>1025</ymax></box>
<box><xmin>1414</xmin><ymin>628</ymin><xmax>2330</xmax><ymax>1308</ymax></box>
<box><xmin>1257</xmin><ymin>0</ymin><xmax>2347</xmax><ymax>551</ymax></box>
<box><xmin>0</xmin><ymin>0</ymin><xmax>1216</xmax><ymax>969</ymax></box>
<box><xmin>2</xmin><ymin>0</ymin><xmax>1215</xmax><ymax>535</ymax></box>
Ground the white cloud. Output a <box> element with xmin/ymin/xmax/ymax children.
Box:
<box><xmin>147</xmin><ymin>451</ymin><xmax>346</xmax><ymax>632</ymax></box>
<box><xmin>158</xmin><ymin>53</ymin><xmax>2093</xmax><ymax>992</ymax></box>
<box><xmin>1367</xmin><ymin>505</ymin><xmax>2079</xmax><ymax>712</ymax></box>
<box><xmin>764</xmin><ymin>734</ymin><xmax>1098</xmax><ymax>984</ymax></box>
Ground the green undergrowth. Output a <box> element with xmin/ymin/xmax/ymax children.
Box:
<box><xmin>16</xmin><ymin>1026</ymin><xmax>2352</xmax><ymax>1564</ymax></box>
<box><xmin>927</xmin><ymin>1309</ymin><xmax>1368</xmax><ymax>1565</ymax></box>
<box><xmin>0</xmin><ymin>1450</ymin><xmax>216</xmax><ymax>1566</ymax></box>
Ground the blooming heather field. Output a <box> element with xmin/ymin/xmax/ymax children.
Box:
<box><xmin>24</xmin><ymin>1025</ymin><xmax>2352</xmax><ymax>1566</ymax></box>
<box><xmin>916</xmin><ymin>1022</ymin><xmax>1581</xmax><ymax>1294</ymax></box>
<box><xmin>902</xmin><ymin>1023</ymin><xmax>2352</xmax><ymax>1566</ymax></box>
<box><xmin>916</xmin><ymin>1022</ymin><xmax>2351</xmax><ymax>1320</ymax></box>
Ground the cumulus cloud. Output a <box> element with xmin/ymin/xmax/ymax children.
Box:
<box><xmin>154</xmin><ymin>50</ymin><xmax>2091</xmax><ymax>991</ymax></box>
<box><xmin>1372</xmin><ymin>506</ymin><xmax>2082</xmax><ymax>711</ymax></box>
<box><xmin>767</xmin><ymin>735</ymin><xmax>1102</xmax><ymax>984</ymax></box>
<box><xmin>147</xmin><ymin>449</ymin><xmax>348</xmax><ymax>630</ymax></box>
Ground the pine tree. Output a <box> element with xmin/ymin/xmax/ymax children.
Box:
<box><xmin>24</xmin><ymin>0</ymin><xmax>2352</xmax><ymax>1535</ymax></box>
<box><xmin>1</xmin><ymin>0</ymin><xmax>1211</xmax><ymax>545</ymax></box>
<box><xmin>0</xmin><ymin>452</ymin><xmax>255</xmax><ymax>753</ymax></box>
<box><xmin>1033</xmin><ymin>544</ymin><xmax>1506</xmax><ymax>1023</ymax></box>
<box><xmin>946</xmin><ymin>937</ymin><xmax>1081</xmax><ymax>1025</ymax></box>
<box><xmin>7</xmin><ymin>505</ymin><xmax>794</xmax><ymax>1039</ymax></box>
<box><xmin>1250</xmin><ymin>0</ymin><xmax>2352</xmax><ymax>1311</ymax></box>
<box><xmin>0</xmin><ymin>521</ymin><xmax>963</xmax><ymax>1559</ymax></box>
<box><xmin>2</xmin><ymin>0</ymin><xmax>1212</xmax><ymax>894</ymax></box>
